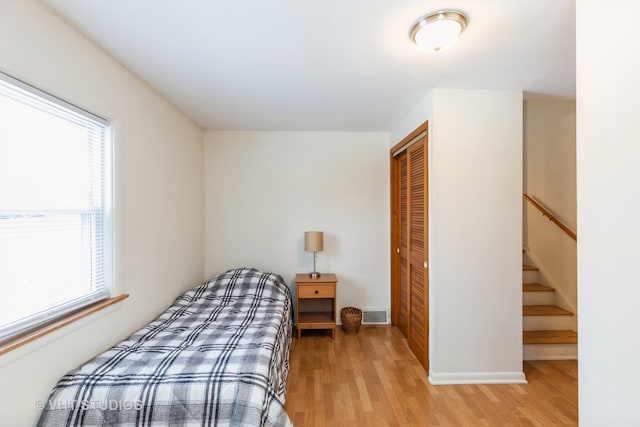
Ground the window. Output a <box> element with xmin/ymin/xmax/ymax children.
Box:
<box><xmin>0</xmin><ymin>72</ymin><xmax>112</xmax><ymax>344</ymax></box>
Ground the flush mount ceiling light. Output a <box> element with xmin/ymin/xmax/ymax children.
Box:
<box><xmin>411</xmin><ymin>10</ymin><xmax>467</xmax><ymax>53</ymax></box>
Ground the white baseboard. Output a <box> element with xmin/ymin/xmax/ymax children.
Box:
<box><xmin>428</xmin><ymin>370</ymin><xmax>527</xmax><ymax>385</ymax></box>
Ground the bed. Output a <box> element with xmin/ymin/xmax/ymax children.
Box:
<box><xmin>37</xmin><ymin>267</ymin><xmax>294</xmax><ymax>427</ymax></box>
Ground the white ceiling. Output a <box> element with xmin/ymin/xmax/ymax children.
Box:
<box><xmin>40</xmin><ymin>0</ymin><xmax>576</xmax><ymax>131</ymax></box>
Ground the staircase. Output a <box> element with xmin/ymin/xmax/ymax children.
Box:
<box><xmin>522</xmin><ymin>264</ymin><xmax>577</xmax><ymax>360</ymax></box>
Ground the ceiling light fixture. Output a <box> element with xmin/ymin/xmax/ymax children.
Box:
<box><xmin>411</xmin><ymin>10</ymin><xmax>467</xmax><ymax>53</ymax></box>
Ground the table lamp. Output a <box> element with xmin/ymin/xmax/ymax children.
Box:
<box><xmin>304</xmin><ymin>231</ymin><xmax>323</xmax><ymax>279</ymax></box>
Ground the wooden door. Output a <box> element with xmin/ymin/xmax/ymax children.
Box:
<box><xmin>391</xmin><ymin>121</ymin><xmax>429</xmax><ymax>370</ymax></box>
<box><xmin>396</xmin><ymin>151</ymin><xmax>409</xmax><ymax>336</ymax></box>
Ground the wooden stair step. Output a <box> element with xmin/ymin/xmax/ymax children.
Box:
<box><xmin>523</xmin><ymin>283</ymin><xmax>555</xmax><ymax>292</ymax></box>
<box><xmin>523</xmin><ymin>265</ymin><xmax>539</xmax><ymax>271</ymax></box>
<box><xmin>523</xmin><ymin>305</ymin><xmax>573</xmax><ymax>316</ymax></box>
<box><xmin>523</xmin><ymin>330</ymin><xmax>578</xmax><ymax>345</ymax></box>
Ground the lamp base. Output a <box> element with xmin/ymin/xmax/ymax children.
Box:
<box><xmin>309</xmin><ymin>272</ymin><xmax>321</xmax><ymax>279</ymax></box>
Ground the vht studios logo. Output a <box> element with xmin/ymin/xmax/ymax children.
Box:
<box><xmin>36</xmin><ymin>400</ymin><xmax>144</xmax><ymax>410</ymax></box>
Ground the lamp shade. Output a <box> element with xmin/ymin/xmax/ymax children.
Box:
<box><xmin>304</xmin><ymin>231</ymin><xmax>324</xmax><ymax>252</ymax></box>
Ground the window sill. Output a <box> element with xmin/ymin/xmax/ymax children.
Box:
<box><xmin>0</xmin><ymin>294</ymin><xmax>129</xmax><ymax>356</ymax></box>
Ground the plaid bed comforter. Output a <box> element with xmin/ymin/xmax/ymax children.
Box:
<box><xmin>37</xmin><ymin>268</ymin><xmax>294</xmax><ymax>427</ymax></box>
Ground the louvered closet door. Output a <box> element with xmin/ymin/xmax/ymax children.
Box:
<box><xmin>406</xmin><ymin>139</ymin><xmax>428</xmax><ymax>369</ymax></box>
<box><xmin>391</xmin><ymin>122</ymin><xmax>429</xmax><ymax>371</ymax></box>
<box><xmin>398</xmin><ymin>151</ymin><xmax>409</xmax><ymax>337</ymax></box>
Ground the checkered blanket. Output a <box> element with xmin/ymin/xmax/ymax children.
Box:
<box><xmin>37</xmin><ymin>268</ymin><xmax>293</xmax><ymax>426</ymax></box>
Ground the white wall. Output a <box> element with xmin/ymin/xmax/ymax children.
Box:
<box><xmin>429</xmin><ymin>89</ymin><xmax>524</xmax><ymax>383</ymax></box>
<box><xmin>204</xmin><ymin>131</ymin><xmax>390</xmax><ymax>314</ymax></box>
<box><xmin>0</xmin><ymin>1</ymin><xmax>204</xmax><ymax>424</ymax></box>
<box><xmin>523</xmin><ymin>100</ymin><xmax>577</xmax><ymax>315</ymax></box>
<box><xmin>577</xmin><ymin>1</ymin><xmax>640</xmax><ymax>425</ymax></box>
<box><xmin>389</xmin><ymin>91</ymin><xmax>433</xmax><ymax>145</ymax></box>
<box><xmin>524</xmin><ymin>100</ymin><xmax>577</xmax><ymax>230</ymax></box>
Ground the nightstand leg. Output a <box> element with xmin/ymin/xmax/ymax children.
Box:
<box><xmin>331</xmin><ymin>328</ymin><xmax>335</xmax><ymax>338</ymax></box>
<box><xmin>297</xmin><ymin>328</ymin><xmax>301</xmax><ymax>339</ymax></box>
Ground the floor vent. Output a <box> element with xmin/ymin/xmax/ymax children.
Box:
<box><xmin>362</xmin><ymin>310</ymin><xmax>388</xmax><ymax>324</ymax></box>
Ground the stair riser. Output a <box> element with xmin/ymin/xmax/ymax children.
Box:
<box><xmin>523</xmin><ymin>316</ymin><xmax>576</xmax><ymax>330</ymax></box>
<box><xmin>523</xmin><ymin>344</ymin><xmax>577</xmax><ymax>361</ymax></box>
<box><xmin>523</xmin><ymin>293</ymin><xmax>555</xmax><ymax>306</ymax></box>
<box><xmin>522</xmin><ymin>270</ymin><xmax>538</xmax><ymax>284</ymax></box>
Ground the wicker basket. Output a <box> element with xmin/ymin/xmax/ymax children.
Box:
<box><xmin>341</xmin><ymin>307</ymin><xmax>362</xmax><ymax>333</ymax></box>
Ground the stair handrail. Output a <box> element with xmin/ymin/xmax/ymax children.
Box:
<box><xmin>523</xmin><ymin>194</ymin><xmax>577</xmax><ymax>241</ymax></box>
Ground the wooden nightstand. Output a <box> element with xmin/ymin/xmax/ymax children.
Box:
<box><xmin>295</xmin><ymin>273</ymin><xmax>338</xmax><ymax>338</ymax></box>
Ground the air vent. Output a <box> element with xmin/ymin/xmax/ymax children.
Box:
<box><xmin>362</xmin><ymin>310</ymin><xmax>388</xmax><ymax>324</ymax></box>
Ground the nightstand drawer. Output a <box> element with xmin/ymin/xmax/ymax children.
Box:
<box><xmin>298</xmin><ymin>284</ymin><xmax>335</xmax><ymax>298</ymax></box>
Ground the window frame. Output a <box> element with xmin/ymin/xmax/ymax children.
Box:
<box><xmin>0</xmin><ymin>71</ymin><xmax>116</xmax><ymax>347</ymax></box>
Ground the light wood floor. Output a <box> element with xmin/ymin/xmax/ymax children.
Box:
<box><xmin>285</xmin><ymin>326</ymin><xmax>577</xmax><ymax>426</ymax></box>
